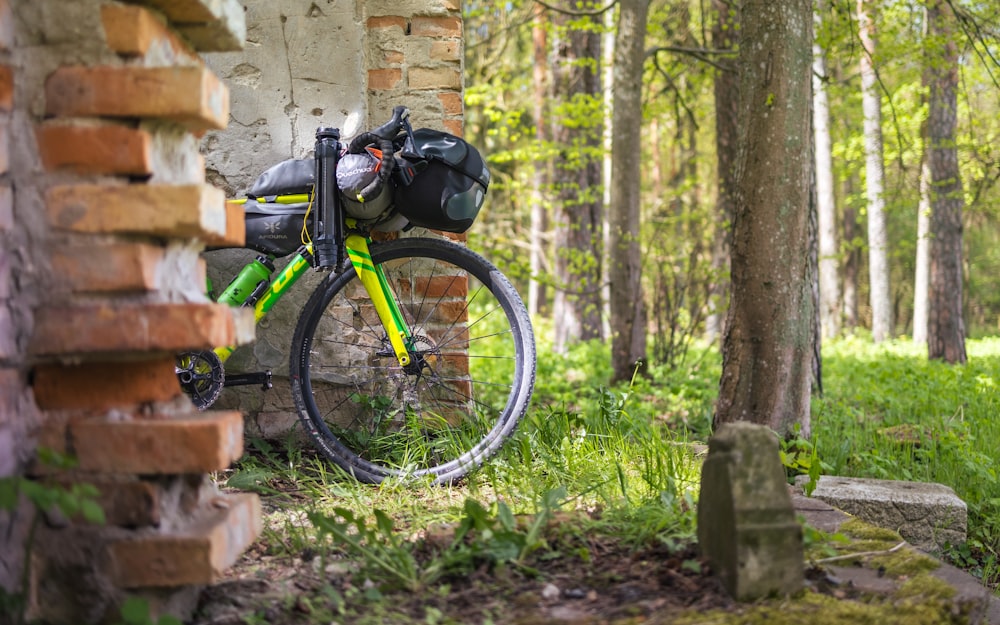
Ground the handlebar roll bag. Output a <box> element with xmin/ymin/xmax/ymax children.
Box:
<box><xmin>393</xmin><ymin>129</ymin><xmax>491</xmax><ymax>233</ymax></box>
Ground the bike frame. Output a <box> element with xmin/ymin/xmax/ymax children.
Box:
<box><xmin>212</xmin><ymin>201</ymin><xmax>412</xmax><ymax>368</ymax></box>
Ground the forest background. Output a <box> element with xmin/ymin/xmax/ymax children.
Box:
<box><xmin>459</xmin><ymin>0</ymin><xmax>1000</xmax><ymax>383</ymax></box>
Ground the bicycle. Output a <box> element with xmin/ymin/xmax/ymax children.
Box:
<box><xmin>176</xmin><ymin>106</ymin><xmax>537</xmax><ymax>485</ymax></box>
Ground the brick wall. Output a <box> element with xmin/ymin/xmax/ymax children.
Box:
<box><xmin>0</xmin><ymin>1</ymin><xmax>261</xmax><ymax>622</ymax></box>
<box><xmin>201</xmin><ymin>0</ymin><xmax>467</xmax><ymax>441</ymax></box>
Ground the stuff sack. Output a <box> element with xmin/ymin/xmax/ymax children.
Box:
<box><xmin>243</xmin><ymin>199</ymin><xmax>310</xmax><ymax>257</ymax></box>
<box><xmin>248</xmin><ymin>158</ymin><xmax>314</xmax><ymax>200</ymax></box>
<box><xmin>394</xmin><ymin>129</ymin><xmax>491</xmax><ymax>233</ymax></box>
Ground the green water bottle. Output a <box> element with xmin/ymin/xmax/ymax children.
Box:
<box><xmin>217</xmin><ymin>256</ymin><xmax>274</xmax><ymax>306</ymax></box>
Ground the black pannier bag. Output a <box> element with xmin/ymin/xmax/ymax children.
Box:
<box><xmin>243</xmin><ymin>200</ymin><xmax>311</xmax><ymax>257</ymax></box>
<box><xmin>393</xmin><ymin>129</ymin><xmax>491</xmax><ymax>233</ymax></box>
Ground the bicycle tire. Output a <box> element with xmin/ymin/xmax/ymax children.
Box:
<box><xmin>289</xmin><ymin>237</ymin><xmax>536</xmax><ymax>484</ymax></box>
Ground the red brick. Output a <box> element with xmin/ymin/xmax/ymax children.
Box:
<box><xmin>46</xmin><ymin>183</ymin><xmax>227</xmax><ymax>239</ymax></box>
<box><xmin>411</xmin><ymin>16</ymin><xmax>462</xmax><ymax>38</ymax></box>
<box><xmin>51</xmin><ymin>243</ymin><xmax>171</xmax><ymax>294</ymax></box>
<box><xmin>430</xmin><ymin>40</ymin><xmax>460</xmax><ymax>61</ymax></box>
<box><xmin>71</xmin><ymin>410</ymin><xmax>245</xmax><ymax>474</ymax></box>
<box><xmin>367</xmin><ymin>15</ymin><xmax>407</xmax><ymax>31</ymax></box>
<box><xmin>438</xmin><ymin>92</ymin><xmax>463</xmax><ymax>116</ymax></box>
<box><xmin>29</xmin><ymin>302</ymin><xmax>255</xmax><ymax>356</ymax></box>
<box><xmin>368</xmin><ymin>68</ymin><xmax>402</xmax><ymax>90</ymax></box>
<box><xmin>101</xmin><ymin>4</ymin><xmax>194</xmax><ymax>60</ymax></box>
<box><xmin>202</xmin><ymin>200</ymin><xmax>246</xmax><ymax>248</ymax></box>
<box><xmin>32</xmin><ymin>357</ymin><xmax>182</xmax><ymax>411</ymax></box>
<box><xmin>409</xmin><ymin>67</ymin><xmax>461</xmax><ymax>90</ymax></box>
<box><xmin>110</xmin><ymin>492</ymin><xmax>260</xmax><ymax>587</ymax></box>
<box><xmin>51</xmin><ymin>476</ymin><xmax>161</xmax><ymax>527</ymax></box>
<box><xmin>45</xmin><ymin>66</ymin><xmax>229</xmax><ymax>131</ymax></box>
<box><xmin>443</xmin><ymin>118</ymin><xmax>464</xmax><ymax>137</ymax></box>
<box><xmin>0</xmin><ymin>65</ymin><xmax>11</xmax><ymax>112</ymax></box>
<box><xmin>35</xmin><ymin>123</ymin><xmax>153</xmax><ymax>175</ymax></box>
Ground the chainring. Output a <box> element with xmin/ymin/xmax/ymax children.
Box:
<box><xmin>175</xmin><ymin>350</ymin><xmax>225</xmax><ymax>410</ymax></box>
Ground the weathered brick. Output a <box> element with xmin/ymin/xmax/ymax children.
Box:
<box><xmin>443</xmin><ymin>118</ymin><xmax>464</xmax><ymax>137</ymax></box>
<box><xmin>46</xmin><ymin>183</ymin><xmax>226</xmax><ymax>239</ymax></box>
<box><xmin>51</xmin><ymin>243</ymin><xmax>168</xmax><ymax>294</ymax></box>
<box><xmin>0</xmin><ymin>305</ymin><xmax>15</xmax><ymax>361</ymax></box>
<box><xmin>368</xmin><ymin>68</ymin><xmax>402</xmax><ymax>90</ymax></box>
<box><xmin>383</xmin><ymin>50</ymin><xmax>405</xmax><ymax>65</ymax></box>
<box><xmin>33</xmin><ymin>357</ymin><xmax>182</xmax><ymax>411</ymax></box>
<box><xmin>137</xmin><ymin>0</ymin><xmax>246</xmax><ymax>52</ymax></box>
<box><xmin>0</xmin><ymin>185</ymin><xmax>11</xmax><ymax>232</ymax></box>
<box><xmin>0</xmin><ymin>367</ymin><xmax>20</xmax><ymax>427</ymax></box>
<box><xmin>409</xmin><ymin>67</ymin><xmax>461</xmax><ymax>90</ymax></box>
<box><xmin>202</xmin><ymin>200</ymin><xmax>246</xmax><ymax>249</ymax></box>
<box><xmin>430</xmin><ymin>40</ymin><xmax>460</xmax><ymax>61</ymax></box>
<box><xmin>29</xmin><ymin>303</ymin><xmax>255</xmax><ymax>356</ymax></box>
<box><xmin>438</xmin><ymin>92</ymin><xmax>463</xmax><ymax>116</ymax></box>
<box><xmin>101</xmin><ymin>4</ymin><xmax>195</xmax><ymax>60</ymax></box>
<box><xmin>45</xmin><ymin>66</ymin><xmax>229</xmax><ymax>130</ymax></box>
<box><xmin>0</xmin><ymin>65</ymin><xmax>11</xmax><ymax>112</ymax></box>
<box><xmin>35</xmin><ymin>123</ymin><xmax>153</xmax><ymax>175</ymax></box>
<box><xmin>51</xmin><ymin>477</ymin><xmax>161</xmax><ymax>527</ymax></box>
<box><xmin>71</xmin><ymin>410</ymin><xmax>244</xmax><ymax>475</ymax></box>
<box><xmin>411</xmin><ymin>16</ymin><xmax>462</xmax><ymax>38</ymax></box>
<box><xmin>367</xmin><ymin>15</ymin><xmax>407</xmax><ymax>31</ymax></box>
<box><xmin>109</xmin><ymin>491</ymin><xmax>260</xmax><ymax>587</ymax></box>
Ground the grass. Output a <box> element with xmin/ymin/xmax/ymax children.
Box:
<box><xmin>211</xmin><ymin>333</ymin><xmax>1000</xmax><ymax>623</ymax></box>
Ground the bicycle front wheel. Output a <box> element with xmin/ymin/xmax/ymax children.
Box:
<box><xmin>289</xmin><ymin>236</ymin><xmax>536</xmax><ymax>484</ymax></box>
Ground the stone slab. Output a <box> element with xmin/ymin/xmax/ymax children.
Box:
<box><xmin>796</xmin><ymin>475</ymin><xmax>967</xmax><ymax>552</ymax></box>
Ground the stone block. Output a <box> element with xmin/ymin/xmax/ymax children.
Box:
<box><xmin>0</xmin><ymin>0</ymin><xmax>12</xmax><ymax>51</ymax></box>
<box><xmin>201</xmin><ymin>200</ymin><xmax>245</xmax><ymax>248</ymax></box>
<box><xmin>697</xmin><ymin>422</ymin><xmax>804</xmax><ymax>600</ymax></box>
<box><xmin>51</xmin><ymin>243</ymin><xmax>167</xmax><ymax>294</ymax></box>
<box><xmin>35</xmin><ymin>123</ymin><xmax>153</xmax><ymax>175</ymax></box>
<box><xmin>46</xmin><ymin>183</ymin><xmax>226</xmax><ymax>239</ymax></box>
<box><xmin>798</xmin><ymin>475</ymin><xmax>967</xmax><ymax>552</ymax></box>
<box><xmin>135</xmin><ymin>0</ymin><xmax>247</xmax><ymax>52</ymax></box>
<box><xmin>32</xmin><ymin>357</ymin><xmax>182</xmax><ymax>411</ymax></box>
<box><xmin>70</xmin><ymin>411</ymin><xmax>244</xmax><ymax>474</ymax></box>
<box><xmin>109</xmin><ymin>491</ymin><xmax>261</xmax><ymax>587</ymax></box>
<box><xmin>0</xmin><ymin>122</ymin><xmax>7</xmax><ymax>175</ymax></box>
<box><xmin>29</xmin><ymin>302</ymin><xmax>255</xmax><ymax>356</ymax></box>
<box><xmin>45</xmin><ymin>65</ymin><xmax>229</xmax><ymax>130</ymax></box>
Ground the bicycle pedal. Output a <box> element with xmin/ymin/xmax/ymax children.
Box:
<box><xmin>224</xmin><ymin>371</ymin><xmax>272</xmax><ymax>390</ymax></box>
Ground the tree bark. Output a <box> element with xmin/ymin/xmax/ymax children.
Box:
<box><xmin>925</xmin><ymin>0</ymin><xmax>967</xmax><ymax>363</ymax></box>
<box><xmin>529</xmin><ymin>5</ymin><xmax>550</xmax><ymax>317</ymax></box>
<box><xmin>814</xmin><ymin>0</ymin><xmax>840</xmax><ymax>340</ymax></box>
<box><xmin>609</xmin><ymin>0</ymin><xmax>649</xmax><ymax>383</ymax></box>
<box><xmin>913</xmin><ymin>159</ymin><xmax>931</xmax><ymax>343</ymax></box>
<box><xmin>715</xmin><ymin>0</ymin><xmax>814</xmax><ymax>437</ymax></box>
<box><xmin>858</xmin><ymin>0</ymin><xmax>892</xmax><ymax>342</ymax></box>
<box><xmin>706</xmin><ymin>0</ymin><xmax>739</xmax><ymax>344</ymax></box>
<box><xmin>551</xmin><ymin>7</ymin><xmax>604</xmax><ymax>353</ymax></box>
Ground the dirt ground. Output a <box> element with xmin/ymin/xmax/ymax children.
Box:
<box><xmin>190</xmin><ymin>518</ymin><xmax>736</xmax><ymax>625</ymax></box>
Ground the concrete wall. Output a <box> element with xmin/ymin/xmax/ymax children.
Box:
<box><xmin>201</xmin><ymin>0</ymin><xmax>465</xmax><ymax>439</ymax></box>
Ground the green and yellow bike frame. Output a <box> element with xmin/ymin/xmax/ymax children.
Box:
<box><xmin>213</xmin><ymin>197</ymin><xmax>412</xmax><ymax>368</ymax></box>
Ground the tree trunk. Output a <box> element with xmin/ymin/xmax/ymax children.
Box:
<box><xmin>925</xmin><ymin>0</ymin><xmax>967</xmax><ymax>363</ymax></box>
<box><xmin>715</xmin><ymin>0</ymin><xmax>814</xmax><ymax>438</ymax></box>
<box><xmin>814</xmin><ymin>0</ymin><xmax>840</xmax><ymax>340</ymax></box>
<box><xmin>842</xmin><ymin>181</ymin><xmax>860</xmax><ymax>329</ymax></box>
<box><xmin>609</xmin><ymin>0</ymin><xmax>649</xmax><ymax>383</ymax></box>
<box><xmin>858</xmin><ymin>0</ymin><xmax>892</xmax><ymax>342</ymax></box>
<box><xmin>913</xmin><ymin>159</ymin><xmax>931</xmax><ymax>343</ymax></box>
<box><xmin>529</xmin><ymin>6</ymin><xmax>550</xmax><ymax>317</ymax></box>
<box><xmin>706</xmin><ymin>0</ymin><xmax>738</xmax><ymax>344</ymax></box>
<box><xmin>551</xmin><ymin>9</ymin><xmax>604</xmax><ymax>353</ymax></box>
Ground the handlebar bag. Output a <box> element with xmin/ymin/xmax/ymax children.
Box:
<box><xmin>243</xmin><ymin>199</ymin><xmax>311</xmax><ymax>257</ymax></box>
<box><xmin>247</xmin><ymin>158</ymin><xmax>314</xmax><ymax>200</ymax></box>
<box><xmin>393</xmin><ymin>129</ymin><xmax>491</xmax><ymax>233</ymax></box>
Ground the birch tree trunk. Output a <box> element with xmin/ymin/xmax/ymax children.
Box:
<box><xmin>814</xmin><ymin>0</ymin><xmax>840</xmax><ymax>339</ymax></box>
<box><xmin>529</xmin><ymin>6</ymin><xmax>550</xmax><ymax>317</ymax></box>
<box><xmin>913</xmin><ymin>159</ymin><xmax>931</xmax><ymax>343</ymax></box>
<box><xmin>858</xmin><ymin>0</ymin><xmax>892</xmax><ymax>342</ymax></box>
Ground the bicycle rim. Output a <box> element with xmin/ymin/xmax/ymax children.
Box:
<box><xmin>290</xmin><ymin>237</ymin><xmax>536</xmax><ymax>484</ymax></box>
